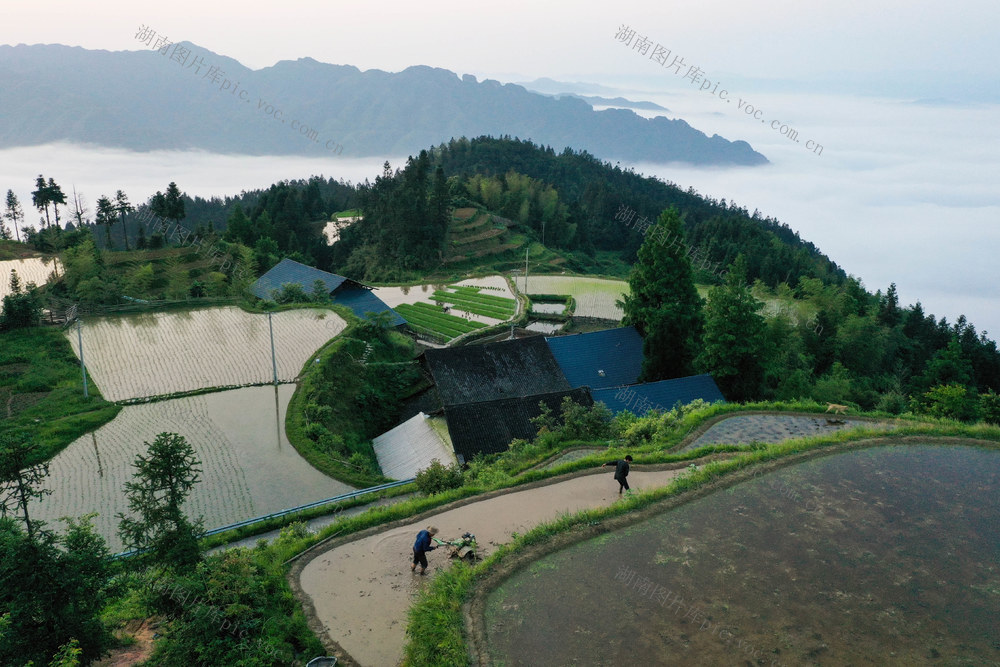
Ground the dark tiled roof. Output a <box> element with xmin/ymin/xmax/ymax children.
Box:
<box><xmin>591</xmin><ymin>374</ymin><xmax>726</xmax><ymax>415</ymax></box>
<box><xmin>250</xmin><ymin>258</ymin><xmax>404</xmax><ymax>326</ymax></box>
<box><xmin>424</xmin><ymin>336</ymin><xmax>571</xmax><ymax>406</ymax></box>
<box><xmin>545</xmin><ymin>326</ymin><xmax>643</xmax><ymax>389</ymax></box>
<box><xmin>250</xmin><ymin>258</ymin><xmax>349</xmax><ymax>300</ymax></box>
<box><xmin>445</xmin><ymin>388</ymin><xmax>594</xmax><ymax>461</ymax></box>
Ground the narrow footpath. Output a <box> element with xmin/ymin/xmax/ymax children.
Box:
<box><xmin>294</xmin><ymin>465</ymin><xmax>692</xmax><ymax>666</ymax></box>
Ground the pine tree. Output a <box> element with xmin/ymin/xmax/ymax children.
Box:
<box><xmin>164</xmin><ymin>181</ymin><xmax>185</xmax><ymax>222</ymax></box>
<box><xmin>31</xmin><ymin>175</ymin><xmax>51</xmax><ymax>227</ymax></box>
<box><xmin>95</xmin><ymin>195</ymin><xmax>117</xmax><ymax>249</ymax></box>
<box><xmin>696</xmin><ymin>255</ymin><xmax>767</xmax><ymax>401</ymax></box>
<box><xmin>117</xmin><ymin>432</ymin><xmax>204</xmax><ymax>571</ymax></box>
<box><xmin>430</xmin><ymin>165</ymin><xmax>450</xmax><ymax>251</ymax></box>
<box><xmin>224</xmin><ymin>204</ymin><xmax>253</xmax><ymax>244</ymax></box>
<box><xmin>47</xmin><ymin>177</ymin><xmax>67</xmax><ymax>228</ymax></box>
<box><xmin>114</xmin><ymin>190</ymin><xmax>133</xmax><ymax>250</ymax></box>
<box><xmin>918</xmin><ymin>338</ymin><xmax>974</xmax><ymax>390</ymax></box>
<box><xmin>4</xmin><ymin>190</ymin><xmax>24</xmax><ymax>242</ymax></box>
<box><xmin>0</xmin><ymin>269</ymin><xmax>43</xmax><ymax>330</ymax></box>
<box><xmin>0</xmin><ymin>433</ymin><xmax>52</xmax><ymax>539</ymax></box>
<box><xmin>877</xmin><ymin>282</ymin><xmax>901</xmax><ymax>327</ymax></box>
<box><xmin>621</xmin><ymin>207</ymin><xmax>704</xmax><ymax>380</ymax></box>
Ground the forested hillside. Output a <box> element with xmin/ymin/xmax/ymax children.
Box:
<box><xmin>12</xmin><ymin>137</ymin><xmax>841</xmax><ymax>291</ymax></box>
<box><xmin>330</xmin><ymin>137</ymin><xmax>846</xmax><ymax>286</ymax></box>
<box><xmin>435</xmin><ymin>137</ymin><xmax>844</xmax><ymax>286</ymax></box>
<box><xmin>621</xmin><ymin>211</ymin><xmax>1000</xmax><ymax>416</ymax></box>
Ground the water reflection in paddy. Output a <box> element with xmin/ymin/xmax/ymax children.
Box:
<box><xmin>485</xmin><ymin>445</ymin><xmax>1000</xmax><ymax>666</ymax></box>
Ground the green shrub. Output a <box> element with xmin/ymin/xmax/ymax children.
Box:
<box><xmin>274</xmin><ymin>521</ymin><xmax>311</xmax><ymax>549</ymax></box>
<box><xmin>415</xmin><ymin>459</ymin><xmax>465</xmax><ymax>496</ymax></box>
<box><xmin>463</xmin><ymin>453</ymin><xmax>512</xmax><ymax>490</ymax></box>
<box><xmin>876</xmin><ymin>391</ymin><xmax>909</xmax><ymax>415</ymax></box>
<box><xmin>981</xmin><ymin>390</ymin><xmax>1000</xmax><ymax>425</ymax></box>
<box><xmin>623</xmin><ymin>417</ymin><xmax>658</xmax><ymax>447</ymax></box>
<box><xmin>560</xmin><ymin>397</ymin><xmax>612</xmax><ymax>441</ymax></box>
<box><xmin>0</xmin><ymin>278</ymin><xmax>43</xmax><ymax>331</ymax></box>
<box><xmin>145</xmin><ymin>549</ymin><xmax>323</xmax><ymax>665</ymax></box>
<box><xmin>349</xmin><ymin>451</ymin><xmax>380</xmax><ymax>477</ymax></box>
<box><xmin>271</xmin><ymin>282</ymin><xmax>309</xmax><ymax>304</ymax></box>
<box><xmin>304</xmin><ymin>422</ymin><xmax>331</xmax><ymax>442</ymax></box>
<box><xmin>305</xmin><ymin>402</ymin><xmax>333</xmax><ymax>423</ymax></box>
<box><xmin>918</xmin><ymin>383</ymin><xmax>980</xmax><ymax>422</ymax></box>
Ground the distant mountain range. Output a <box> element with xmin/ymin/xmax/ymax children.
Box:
<box><xmin>0</xmin><ymin>43</ymin><xmax>766</xmax><ymax>166</ymax></box>
<box><xmin>551</xmin><ymin>94</ymin><xmax>668</xmax><ymax>111</ymax></box>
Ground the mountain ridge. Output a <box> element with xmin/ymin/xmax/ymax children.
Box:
<box><xmin>0</xmin><ymin>43</ymin><xmax>767</xmax><ymax>166</ymax></box>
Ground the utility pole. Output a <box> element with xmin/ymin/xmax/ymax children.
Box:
<box><xmin>524</xmin><ymin>247</ymin><xmax>529</xmax><ymax>294</ymax></box>
<box><xmin>77</xmin><ymin>317</ymin><xmax>88</xmax><ymax>398</ymax></box>
<box><xmin>267</xmin><ymin>311</ymin><xmax>279</xmax><ymax>386</ymax></box>
<box><xmin>268</xmin><ymin>311</ymin><xmax>278</xmax><ymax>386</ymax></box>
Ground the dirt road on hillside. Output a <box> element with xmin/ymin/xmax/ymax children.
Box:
<box><xmin>295</xmin><ymin>467</ymin><xmax>690</xmax><ymax>666</ymax></box>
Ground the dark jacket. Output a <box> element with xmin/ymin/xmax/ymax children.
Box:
<box><xmin>414</xmin><ymin>529</ymin><xmax>436</xmax><ymax>554</ymax></box>
<box><xmin>612</xmin><ymin>459</ymin><xmax>630</xmax><ymax>481</ymax></box>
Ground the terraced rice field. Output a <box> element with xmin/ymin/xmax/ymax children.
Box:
<box><xmin>0</xmin><ymin>257</ymin><xmax>60</xmax><ymax>299</ymax></box>
<box><xmin>484</xmin><ymin>445</ymin><xmax>1000</xmax><ymax>665</ymax></box>
<box><xmin>394</xmin><ymin>302</ymin><xmax>486</xmax><ymax>340</ymax></box>
<box><xmin>430</xmin><ymin>286</ymin><xmax>516</xmax><ymax>319</ymax></box>
<box><xmin>372</xmin><ymin>275</ymin><xmax>515</xmax><ymax>309</ymax></box>
<box><xmin>32</xmin><ymin>385</ymin><xmax>353</xmax><ymax>551</ymax></box>
<box><xmin>681</xmin><ymin>414</ymin><xmax>889</xmax><ymax>451</ymax></box>
<box><xmin>65</xmin><ymin>306</ymin><xmax>344</xmax><ymax>401</ymax></box>
<box><xmin>518</xmin><ymin>275</ymin><xmax>628</xmax><ymax>320</ymax></box>
<box><xmin>374</xmin><ymin>275</ymin><xmax>519</xmax><ymax>339</ymax></box>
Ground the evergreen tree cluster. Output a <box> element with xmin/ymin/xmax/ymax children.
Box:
<box><xmin>623</xmin><ymin>211</ymin><xmax>1000</xmax><ymax>418</ymax></box>
<box><xmin>223</xmin><ymin>176</ymin><xmax>347</xmax><ymax>270</ymax></box>
<box><xmin>0</xmin><ymin>269</ymin><xmax>43</xmax><ymax>330</ymax></box>
<box><xmin>331</xmin><ymin>151</ymin><xmax>450</xmax><ymax>281</ymax></box>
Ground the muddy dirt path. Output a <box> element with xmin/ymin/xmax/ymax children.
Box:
<box><xmin>295</xmin><ymin>466</ymin><xmax>690</xmax><ymax>666</ymax></box>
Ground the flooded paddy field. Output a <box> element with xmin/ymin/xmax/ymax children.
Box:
<box><xmin>517</xmin><ymin>275</ymin><xmax>627</xmax><ymax>320</ymax></box>
<box><xmin>530</xmin><ymin>302</ymin><xmax>566</xmax><ymax>314</ymax></box>
<box><xmin>484</xmin><ymin>445</ymin><xmax>1000</xmax><ymax>666</ymax></box>
<box><xmin>525</xmin><ymin>320</ymin><xmax>564</xmax><ymax>334</ymax></box>
<box><xmin>0</xmin><ymin>256</ymin><xmax>60</xmax><ymax>299</ymax></box>
<box><xmin>681</xmin><ymin>413</ymin><xmax>893</xmax><ymax>452</ymax></box>
<box><xmin>32</xmin><ymin>385</ymin><xmax>353</xmax><ymax>551</ymax></box>
<box><xmin>66</xmin><ymin>306</ymin><xmax>344</xmax><ymax>401</ymax></box>
<box><xmin>373</xmin><ymin>274</ymin><xmax>515</xmax><ymax>309</ymax></box>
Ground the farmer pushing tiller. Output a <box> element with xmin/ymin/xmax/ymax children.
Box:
<box><xmin>432</xmin><ymin>531</ymin><xmax>478</xmax><ymax>561</ymax></box>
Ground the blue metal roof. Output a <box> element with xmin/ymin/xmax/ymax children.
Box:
<box><xmin>545</xmin><ymin>326</ymin><xmax>644</xmax><ymax>390</ymax></box>
<box><xmin>251</xmin><ymin>258</ymin><xmax>348</xmax><ymax>300</ymax></box>
<box><xmin>591</xmin><ymin>374</ymin><xmax>726</xmax><ymax>415</ymax></box>
<box><xmin>333</xmin><ymin>286</ymin><xmax>406</xmax><ymax>327</ymax></box>
<box><xmin>251</xmin><ymin>258</ymin><xmax>405</xmax><ymax>326</ymax></box>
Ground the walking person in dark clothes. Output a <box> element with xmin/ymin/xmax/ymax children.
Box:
<box><xmin>411</xmin><ymin>526</ymin><xmax>439</xmax><ymax>575</ymax></box>
<box><xmin>603</xmin><ymin>455</ymin><xmax>633</xmax><ymax>494</ymax></box>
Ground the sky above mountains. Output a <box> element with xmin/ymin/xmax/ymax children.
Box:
<box><xmin>2</xmin><ymin>1</ymin><xmax>997</xmax><ymax>101</ymax></box>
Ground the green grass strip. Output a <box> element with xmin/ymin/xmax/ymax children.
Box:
<box><xmin>397</xmin><ymin>304</ymin><xmax>486</xmax><ymax>333</ymax></box>
<box><xmin>428</xmin><ymin>300</ymin><xmax>512</xmax><ymax>320</ymax></box>
<box><xmin>432</xmin><ymin>290</ymin><xmax>516</xmax><ymax>308</ymax></box>
<box><xmin>432</xmin><ymin>295</ymin><xmax>514</xmax><ymax>314</ymax></box>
